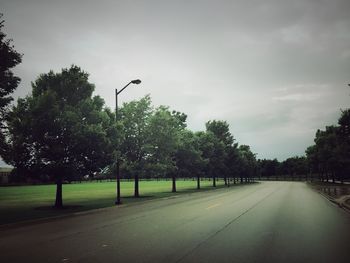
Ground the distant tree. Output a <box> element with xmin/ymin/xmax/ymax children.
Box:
<box><xmin>282</xmin><ymin>156</ymin><xmax>308</xmax><ymax>181</ymax></box>
<box><xmin>196</xmin><ymin>131</ymin><xmax>217</xmax><ymax>184</ymax></box>
<box><xmin>0</xmin><ymin>14</ymin><xmax>22</xmax><ymax>158</ymax></box>
<box><xmin>258</xmin><ymin>159</ymin><xmax>279</xmax><ymax>180</ymax></box>
<box><xmin>206</xmin><ymin>120</ymin><xmax>234</xmax><ymax>186</ymax></box>
<box><xmin>119</xmin><ymin>95</ymin><xmax>153</xmax><ymax>197</ymax></box>
<box><xmin>337</xmin><ymin>109</ymin><xmax>350</xmax><ymax>181</ymax></box>
<box><xmin>237</xmin><ymin>145</ymin><xmax>257</xmax><ymax>183</ymax></box>
<box><xmin>4</xmin><ymin>66</ymin><xmax>117</xmax><ymax>207</ymax></box>
<box><xmin>147</xmin><ymin>107</ymin><xmax>187</xmax><ymax>192</ymax></box>
<box><xmin>314</xmin><ymin>126</ymin><xmax>339</xmax><ymax>182</ymax></box>
<box><xmin>175</xmin><ymin>130</ymin><xmax>206</xmax><ymax>190</ymax></box>
<box><xmin>305</xmin><ymin>108</ymin><xmax>350</xmax><ymax>183</ymax></box>
<box><xmin>225</xmin><ymin>144</ymin><xmax>240</xmax><ymax>185</ymax></box>
<box><xmin>205</xmin><ymin>120</ymin><xmax>234</xmax><ymax>147</ymax></box>
<box><xmin>306</xmin><ymin>145</ymin><xmax>318</xmax><ymax>180</ymax></box>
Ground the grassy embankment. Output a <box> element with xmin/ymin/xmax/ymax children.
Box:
<box><xmin>0</xmin><ymin>179</ymin><xmax>226</xmax><ymax>225</ymax></box>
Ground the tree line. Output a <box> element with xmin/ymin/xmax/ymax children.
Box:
<box><xmin>256</xmin><ymin>109</ymin><xmax>350</xmax><ymax>183</ymax></box>
<box><xmin>0</xmin><ymin>16</ymin><xmax>349</xmax><ymax>209</ymax></box>
<box><xmin>0</xmin><ymin>63</ymin><xmax>258</xmax><ymax>207</ymax></box>
<box><xmin>305</xmin><ymin>109</ymin><xmax>350</xmax><ymax>183</ymax></box>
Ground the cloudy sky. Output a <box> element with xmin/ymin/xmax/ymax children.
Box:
<box><xmin>1</xmin><ymin>0</ymin><xmax>349</xmax><ymax>164</ymax></box>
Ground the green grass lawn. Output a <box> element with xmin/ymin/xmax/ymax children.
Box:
<box><xmin>0</xmin><ymin>179</ymin><xmax>226</xmax><ymax>225</ymax></box>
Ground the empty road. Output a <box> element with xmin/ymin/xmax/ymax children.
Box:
<box><xmin>1</xmin><ymin>181</ymin><xmax>350</xmax><ymax>262</ymax></box>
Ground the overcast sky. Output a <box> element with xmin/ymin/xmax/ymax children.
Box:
<box><xmin>1</xmin><ymin>0</ymin><xmax>349</xmax><ymax>164</ymax></box>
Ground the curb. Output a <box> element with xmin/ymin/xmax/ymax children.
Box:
<box><xmin>307</xmin><ymin>182</ymin><xmax>350</xmax><ymax>213</ymax></box>
<box><xmin>315</xmin><ymin>188</ymin><xmax>350</xmax><ymax>213</ymax></box>
<box><xmin>335</xmin><ymin>195</ymin><xmax>350</xmax><ymax>212</ymax></box>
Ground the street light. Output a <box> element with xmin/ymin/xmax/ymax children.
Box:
<box><xmin>115</xmin><ymin>79</ymin><xmax>141</xmax><ymax>205</ymax></box>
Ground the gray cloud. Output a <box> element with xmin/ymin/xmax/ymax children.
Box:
<box><xmin>0</xmin><ymin>0</ymin><xmax>349</xmax><ymax>165</ymax></box>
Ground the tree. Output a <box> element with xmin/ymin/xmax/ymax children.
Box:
<box><xmin>237</xmin><ymin>145</ymin><xmax>257</xmax><ymax>183</ymax></box>
<box><xmin>304</xmin><ymin>108</ymin><xmax>350</xmax><ymax>183</ymax></box>
<box><xmin>119</xmin><ymin>95</ymin><xmax>153</xmax><ymax>197</ymax></box>
<box><xmin>306</xmin><ymin>145</ymin><xmax>318</xmax><ymax>180</ymax></box>
<box><xmin>196</xmin><ymin>131</ymin><xmax>217</xmax><ymax>184</ymax></box>
<box><xmin>147</xmin><ymin>107</ymin><xmax>187</xmax><ymax>192</ymax></box>
<box><xmin>225</xmin><ymin>144</ymin><xmax>240</xmax><ymax>184</ymax></box>
<box><xmin>206</xmin><ymin>120</ymin><xmax>234</xmax><ymax>186</ymax></box>
<box><xmin>259</xmin><ymin>158</ymin><xmax>279</xmax><ymax>180</ymax></box>
<box><xmin>0</xmin><ymin>14</ymin><xmax>22</xmax><ymax>158</ymax></box>
<box><xmin>3</xmin><ymin>66</ymin><xmax>117</xmax><ymax>207</ymax></box>
<box><xmin>175</xmin><ymin>130</ymin><xmax>206</xmax><ymax>190</ymax></box>
<box><xmin>337</xmin><ymin>109</ymin><xmax>350</xmax><ymax>182</ymax></box>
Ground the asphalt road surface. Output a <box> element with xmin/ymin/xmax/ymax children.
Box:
<box><xmin>1</xmin><ymin>181</ymin><xmax>350</xmax><ymax>263</ymax></box>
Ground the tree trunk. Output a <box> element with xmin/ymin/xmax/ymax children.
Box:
<box><xmin>197</xmin><ymin>175</ymin><xmax>200</xmax><ymax>189</ymax></box>
<box><xmin>55</xmin><ymin>178</ymin><xmax>63</xmax><ymax>208</ymax></box>
<box><xmin>213</xmin><ymin>175</ymin><xmax>216</xmax><ymax>187</ymax></box>
<box><xmin>224</xmin><ymin>175</ymin><xmax>227</xmax><ymax>186</ymax></box>
<box><xmin>134</xmin><ymin>173</ymin><xmax>139</xmax><ymax>197</ymax></box>
<box><xmin>172</xmin><ymin>175</ymin><xmax>176</xmax><ymax>192</ymax></box>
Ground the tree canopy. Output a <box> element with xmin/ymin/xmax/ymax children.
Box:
<box><xmin>3</xmin><ymin>66</ymin><xmax>117</xmax><ymax>207</ymax></box>
<box><xmin>0</xmin><ymin>14</ymin><xmax>22</xmax><ymax>158</ymax></box>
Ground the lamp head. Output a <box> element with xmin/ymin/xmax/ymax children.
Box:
<box><xmin>131</xmin><ymin>79</ymin><xmax>141</xmax><ymax>84</ymax></box>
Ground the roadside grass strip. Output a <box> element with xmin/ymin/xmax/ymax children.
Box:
<box><xmin>0</xmin><ymin>179</ymin><xmax>226</xmax><ymax>225</ymax></box>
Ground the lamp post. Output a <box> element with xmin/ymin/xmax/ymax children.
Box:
<box><xmin>115</xmin><ymin>79</ymin><xmax>141</xmax><ymax>205</ymax></box>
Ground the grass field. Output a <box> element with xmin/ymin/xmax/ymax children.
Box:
<box><xmin>0</xmin><ymin>179</ymin><xmax>226</xmax><ymax>225</ymax></box>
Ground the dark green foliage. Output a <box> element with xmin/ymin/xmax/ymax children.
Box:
<box><xmin>0</xmin><ymin>14</ymin><xmax>22</xmax><ymax>116</ymax></box>
<box><xmin>119</xmin><ymin>95</ymin><xmax>153</xmax><ymax>196</ymax></box>
<box><xmin>237</xmin><ymin>145</ymin><xmax>257</xmax><ymax>183</ymax></box>
<box><xmin>206</xmin><ymin>120</ymin><xmax>232</xmax><ymax>186</ymax></box>
<box><xmin>3</xmin><ymin>66</ymin><xmax>117</xmax><ymax>207</ymax></box>
<box><xmin>175</xmin><ymin>130</ymin><xmax>207</xmax><ymax>189</ymax></box>
<box><xmin>0</xmin><ymin>14</ymin><xmax>22</xmax><ymax>159</ymax></box>
<box><xmin>258</xmin><ymin>158</ymin><xmax>279</xmax><ymax>179</ymax></box>
<box><xmin>305</xmin><ymin>109</ymin><xmax>350</xmax><ymax>182</ymax></box>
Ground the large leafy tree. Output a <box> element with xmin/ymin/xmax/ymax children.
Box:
<box><xmin>175</xmin><ymin>130</ymin><xmax>206</xmax><ymax>190</ymax></box>
<box><xmin>258</xmin><ymin>158</ymin><xmax>279</xmax><ymax>180</ymax></box>
<box><xmin>4</xmin><ymin>66</ymin><xmax>117</xmax><ymax>207</ymax></box>
<box><xmin>119</xmin><ymin>95</ymin><xmax>153</xmax><ymax>197</ymax></box>
<box><xmin>337</xmin><ymin>109</ymin><xmax>350</xmax><ymax>181</ymax></box>
<box><xmin>195</xmin><ymin>131</ymin><xmax>218</xmax><ymax>183</ymax></box>
<box><xmin>0</xmin><ymin>14</ymin><xmax>22</xmax><ymax>158</ymax></box>
<box><xmin>237</xmin><ymin>145</ymin><xmax>257</xmax><ymax>183</ymax></box>
<box><xmin>147</xmin><ymin>107</ymin><xmax>187</xmax><ymax>192</ymax></box>
<box><xmin>225</xmin><ymin>144</ymin><xmax>240</xmax><ymax>184</ymax></box>
<box><xmin>206</xmin><ymin>120</ymin><xmax>234</xmax><ymax>186</ymax></box>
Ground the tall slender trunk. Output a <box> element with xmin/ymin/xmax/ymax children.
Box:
<box><xmin>213</xmin><ymin>175</ymin><xmax>216</xmax><ymax>187</ymax></box>
<box><xmin>240</xmin><ymin>176</ymin><xmax>243</xmax><ymax>184</ymax></box>
<box><xmin>172</xmin><ymin>175</ymin><xmax>176</xmax><ymax>192</ymax></box>
<box><xmin>55</xmin><ymin>177</ymin><xmax>63</xmax><ymax>208</ymax></box>
<box><xmin>197</xmin><ymin>175</ymin><xmax>200</xmax><ymax>189</ymax></box>
<box><xmin>134</xmin><ymin>173</ymin><xmax>139</xmax><ymax>197</ymax></box>
<box><xmin>224</xmin><ymin>175</ymin><xmax>227</xmax><ymax>186</ymax></box>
